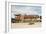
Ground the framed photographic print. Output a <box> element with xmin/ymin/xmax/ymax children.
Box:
<box><xmin>5</xmin><ymin>1</ymin><xmax>45</xmax><ymax>33</ymax></box>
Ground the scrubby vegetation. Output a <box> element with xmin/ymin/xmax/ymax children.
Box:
<box><xmin>11</xmin><ymin>14</ymin><xmax>42</xmax><ymax>25</ymax></box>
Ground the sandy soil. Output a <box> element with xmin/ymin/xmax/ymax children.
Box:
<box><xmin>11</xmin><ymin>22</ymin><xmax>41</xmax><ymax>28</ymax></box>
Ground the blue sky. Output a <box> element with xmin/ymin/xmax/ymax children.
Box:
<box><xmin>11</xmin><ymin>5</ymin><xmax>41</xmax><ymax>18</ymax></box>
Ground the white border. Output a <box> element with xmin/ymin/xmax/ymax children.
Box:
<box><xmin>6</xmin><ymin>2</ymin><xmax>45</xmax><ymax>33</ymax></box>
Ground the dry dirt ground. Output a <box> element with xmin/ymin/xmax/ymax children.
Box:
<box><xmin>11</xmin><ymin>22</ymin><xmax>41</xmax><ymax>28</ymax></box>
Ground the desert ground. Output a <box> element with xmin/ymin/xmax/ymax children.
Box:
<box><xmin>11</xmin><ymin>22</ymin><xmax>41</xmax><ymax>28</ymax></box>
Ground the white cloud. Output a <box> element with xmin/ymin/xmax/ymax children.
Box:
<box><xmin>14</xmin><ymin>9</ymin><xmax>38</xmax><ymax>15</ymax></box>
